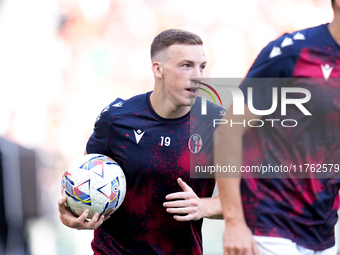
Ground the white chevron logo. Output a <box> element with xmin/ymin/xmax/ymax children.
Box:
<box><xmin>321</xmin><ymin>64</ymin><xmax>333</xmax><ymax>81</ymax></box>
<box><xmin>133</xmin><ymin>129</ymin><xmax>145</xmax><ymax>144</ymax></box>
<box><xmin>113</xmin><ymin>101</ymin><xmax>123</xmax><ymax>107</ymax></box>
<box><xmin>281</xmin><ymin>37</ymin><xmax>293</xmax><ymax>48</ymax></box>
<box><xmin>102</xmin><ymin>105</ymin><xmax>110</xmax><ymax>113</ymax></box>
<box><xmin>269</xmin><ymin>46</ymin><xmax>282</xmax><ymax>58</ymax></box>
<box><xmin>293</xmin><ymin>32</ymin><xmax>305</xmax><ymax>40</ymax></box>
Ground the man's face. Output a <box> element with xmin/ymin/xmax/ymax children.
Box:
<box><xmin>162</xmin><ymin>44</ymin><xmax>207</xmax><ymax>107</ymax></box>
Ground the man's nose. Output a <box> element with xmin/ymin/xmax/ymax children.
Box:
<box><xmin>192</xmin><ymin>66</ymin><xmax>202</xmax><ymax>79</ymax></box>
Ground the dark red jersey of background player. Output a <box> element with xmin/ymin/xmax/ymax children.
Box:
<box><xmin>240</xmin><ymin>24</ymin><xmax>340</xmax><ymax>250</ymax></box>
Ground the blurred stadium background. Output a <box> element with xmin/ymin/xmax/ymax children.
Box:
<box><xmin>0</xmin><ymin>0</ymin><xmax>335</xmax><ymax>254</ymax></box>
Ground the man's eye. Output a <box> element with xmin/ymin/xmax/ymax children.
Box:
<box><xmin>200</xmin><ymin>65</ymin><xmax>206</xmax><ymax>70</ymax></box>
<box><xmin>183</xmin><ymin>64</ymin><xmax>190</xmax><ymax>68</ymax></box>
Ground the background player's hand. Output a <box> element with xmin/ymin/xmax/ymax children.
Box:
<box><xmin>163</xmin><ymin>178</ymin><xmax>204</xmax><ymax>221</ymax></box>
<box><xmin>223</xmin><ymin>221</ymin><xmax>259</xmax><ymax>255</ymax></box>
<box><xmin>57</xmin><ymin>196</ymin><xmax>107</xmax><ymax>230</ymax></box>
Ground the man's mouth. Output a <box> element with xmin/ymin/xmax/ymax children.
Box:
<box><xmin>186</xmin><ymin>87</ymin><xmax>198</xmax><ymax>93</ymax></box>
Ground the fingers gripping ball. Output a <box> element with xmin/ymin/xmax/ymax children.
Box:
<box><xmin>61</xmin><ymin>154</ymin><xmax>126</xmax><ymax>219</ymax></box>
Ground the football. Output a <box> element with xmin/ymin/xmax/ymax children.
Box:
<box><xmin>61</xmin><ymin>154</ymin><xmax>126</xmax><ymax>219</ymax></box>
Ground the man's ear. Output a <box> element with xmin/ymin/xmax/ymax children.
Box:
<box><xmin>152</xmin><ymin>61</ymin><xmax>163</xmax><ymax>79</ymax></box>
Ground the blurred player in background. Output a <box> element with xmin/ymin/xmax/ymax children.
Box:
<box><xmin>215</xmin><ymin>0</ymin><xmax>340</xmax><ymax>254</ymax></box>
<box><xmin>58</xmin><ymin>29</ymin><xmax>223</xmax><ymax>254</ymax></box>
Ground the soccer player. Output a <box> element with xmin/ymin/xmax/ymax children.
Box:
<box><xmin>58</xmin><ymin>29</ymin><xmax>223</xmax><ymax>254</ymax></box>
<box><xmin>215</xmin><ymin>1</ymin><xmax>340</xmax><ymax>255</ymax></box>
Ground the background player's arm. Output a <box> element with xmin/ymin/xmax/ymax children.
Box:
<box><xmin>214</xmin><ymin>103</ymin><xmax>259</xmax><ymax>255</ymax></box>
<box><xmin>57</xmin><ymin>150</ymin><xmax>107</xmax><ymax>230</ymax></box>
<box><xmin>163</xmin><ymin>178</ymin><xmax>223</xmax><ymax>220</ymax></box>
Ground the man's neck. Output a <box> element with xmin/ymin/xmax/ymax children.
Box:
<box><xmin>328</xmin><ymin>16</ymin><xmax>340</xmax><ymax>46</ymax></box>
<box><xmin>149</xmin><ymin>90</ymin><xmax>191</xmax><ymax>119</ymax></box>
